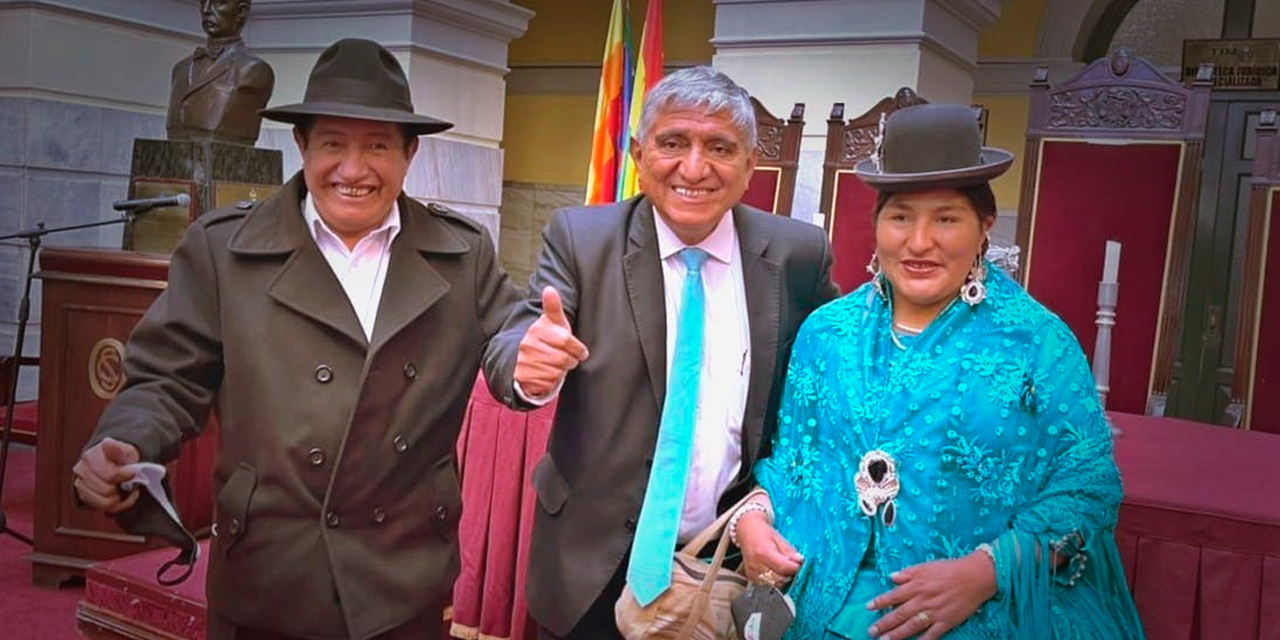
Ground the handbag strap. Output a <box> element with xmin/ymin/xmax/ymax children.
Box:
<box><xmin>675</xmin><ymin>490</ymin><xmax>762</xmax><ymax>640</ymax></box>
<box><xmin>678</xmin><ymin>489</ymin><xmax>762</xmax><ymax>556</ymax></box>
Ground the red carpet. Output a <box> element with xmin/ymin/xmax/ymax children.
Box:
<box><xmin>0</xmin><ymin>446</ymin><xmax>82</xmax><ymax>640</ymax></box>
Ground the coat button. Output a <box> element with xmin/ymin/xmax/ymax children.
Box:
<box><xmin>228</xmin><ymin>518</ymin><xmax>242</xmax><ymax>536</ymax></box>
<box><xmin>392</xmin><ymin>434</ymin><xmax>408</xmax><ymax>453</ymax></box>
<box><xmin>645</xmin><ymin>458</ymin><xmax>653</xmax><ymax>469</ymax></box>
<box><xmin>625</xmin><ymin>517</ymin><xmax>637</xmax><ymax>532</ymax></box>
<box><xmin>403</xmin><ymin>362</ymin><xmax>418</xmax><ymax>379</ymax></box>
<box><xmin>307</xmin><ymin>447</ymin><xmax>326</xmax><ymax>466</ymax></box>
<box><xmin>314</xmin><ymin>364</ymin><xmax>333</xmax><ymax>384</ymax></box>
<box><xmin>325</xmin><ymin>511</ymin><xmax>340</xmax><ymax>528</ymax></box>
<box><xmin>434</xmin><ymin>506</ymin><xmax>449</xmax><ymax>522</ymax></box>
<box><xmin>372</xmin><ymin>508</ymin><xmax>387</xmax><ymax>524</ymax></box>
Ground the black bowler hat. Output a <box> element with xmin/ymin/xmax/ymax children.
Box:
<box><xmin>856</xmin><ymin>103</ymin><xmax>1012</xmax><ymax>190</ymax></box>
<box><xmin>260</xmin><ymin>38</ymin><xmax>453</xmax><ymax>136</ymax></box>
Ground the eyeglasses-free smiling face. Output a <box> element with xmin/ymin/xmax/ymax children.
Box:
<box><xmin>875</xmin><ymin>188</ymin><xmax>994</xmax><ymax>326</ymax></box>
<box><xmin>632</xmin><ymin>108</ymin><xmax>757</xmax><ymax>245</ymax></box>
<box><xmin>295</xmin><ymin>116</ymin><xmax>418</xmax><ymax>249</ymax></box>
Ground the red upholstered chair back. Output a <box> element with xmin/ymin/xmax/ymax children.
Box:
<box><xmin>742</xmin><ymin>97</ymin><xmax>805</xmax><ymax>216</ymax></box>
<box><xmin>819</xmin><ymin>88</ymin><xmax>929</xmax><ymax>292</ymax></box>
<box><xmin>1231</xmin><ymin>109</ymin><xmax>1280</xmax><ymax>433</ymax></box>
<box><xmin>1015</xmin><ymin>48</ymin><xmax>1213</xmax><ymax>416</ymax></box>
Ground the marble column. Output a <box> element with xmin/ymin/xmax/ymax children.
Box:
<box><xmin>711</xmin><ymin>0</ymin><xmax>1002</xmax><ymax>226</ymax></box>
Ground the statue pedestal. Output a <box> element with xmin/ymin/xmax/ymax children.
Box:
<box><xmin>124</xmin><ymin>139</ymin><xmax>282</xmax><ymax>254</ymax></box>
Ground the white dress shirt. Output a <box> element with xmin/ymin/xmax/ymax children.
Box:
<box><xmin>652</xmin><ymin>211</ymin><xmax>752</xmax><ymax>542</ymax></box>
<box><xmin>302</xmin><ymin>193</ymin><xmax>401</xmax><ymax>340</ymax></box>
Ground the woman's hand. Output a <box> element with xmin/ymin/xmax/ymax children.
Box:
<box><xmin>736</xmin><ymin>512</ymin><xmax>804</xmax><ymax>587</ymax></box>
<box><xmin>865</xmin><ymin>551</ymin><xmax>997</xmax><ymax>640</ymax></box>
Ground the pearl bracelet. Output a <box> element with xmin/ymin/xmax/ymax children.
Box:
<box><xmin>974</xmin><ymin>542</ymin><xmax>996</xmax><ymax>564</ymax></box>
<box><xmin>728</xmin><ymin>501</ymin><xmax>772</xmax><ymax>547</ymax></box>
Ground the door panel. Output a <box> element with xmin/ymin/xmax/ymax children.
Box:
<box><xmin>1169</xmin><ymin>98</ymin><xmax>1279</xmax><ymax>424</ymax></box>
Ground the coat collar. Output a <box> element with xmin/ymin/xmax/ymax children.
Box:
<box><xmin>227</xmin><ymin>172</ymin><xmax>466</xmax><ymax>352</ymax></box>
<box><xmin>227</xmin><ymin>173</ymin><xmax>469</xmax><ymax>256</ymax></box>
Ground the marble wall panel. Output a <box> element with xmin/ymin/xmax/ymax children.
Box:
<box><xmin>409</xmin><ymin>138</ymin><xmax>504</xmax><ymax>207</ymax></box>
<box><xmin>24</xmin><ymin>172</ymin><xmax>102</xmax><ymax>247</ymax></box>
<box><xmin>0</xmin><ymin>97</ymin><xmax>24</xmax><ymax>166</ymax></box>
<box><xmin>98</xmin><ymin>177</ymin><xmax>130</xmax><ymax>248</ymax></box>
<box><xmin>101</xmin><ymin>109</ymin><xmax>167</xmax><ymax>177</ymax></box>
<box><xmin>0</xmin><ymin>168</ymin><xmax>23</xmax><ymax>237</ymax></box>
<box><xmin>25</xmin><ymin>100</ymin><xmax>102</xmax><ymax>172</ymax></box>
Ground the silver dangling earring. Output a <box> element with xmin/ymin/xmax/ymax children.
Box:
<box><xmin>960</xmin><ymin>254</ymin><xmax>987</xmax><ymax>306</ymax></box>
<box><xmin>866</xmin><ymin>251</ymin><xmax>885</xmax><ymax>299</ymax></box>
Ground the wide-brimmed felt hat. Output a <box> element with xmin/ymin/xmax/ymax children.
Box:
<box><xmin>260</xmin><ymin>38</ymin><xmax>453</xmax><ymax>136</ymax></box>
<box><xmin>856</xmin><ymin>103</ymin><xmax>1012</xmax><ymax>190</ymax></box>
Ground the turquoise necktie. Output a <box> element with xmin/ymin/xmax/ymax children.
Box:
<box><xmin>627</xmin><ymin>247</ymin><xmax>710</xmax><ymax>606</ymax></box>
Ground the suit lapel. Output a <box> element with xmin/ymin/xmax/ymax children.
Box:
<box><xmin>182</xmin><ymin>45</ymin><xmax>238</xmax><ymax>100</ymax></box>
<box><xmin>622</xmin><ymin>198</ymin><xmax>668</xmax><ymax>411</ymax></box>
<box><xmin>736</xmin><ymin>207</ymin><xmax>781</xmax><ymax>465</ymax></box>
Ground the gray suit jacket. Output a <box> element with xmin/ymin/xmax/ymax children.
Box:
<box><xmin>92</xmin><ymin>172</ymin><xmax>520</xmax><ymax>640</ymax></box>
<box><xmin>483</xmin><ymin>196</ymin><xmax>838</xmax><ymax>634</ymax></box>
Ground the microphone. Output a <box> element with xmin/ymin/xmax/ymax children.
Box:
<box><xmin>113</xmin><ymin>193</ymin><xmax>192</xmax><ymax>213</ymax></box>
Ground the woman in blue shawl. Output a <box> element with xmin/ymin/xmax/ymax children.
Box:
<box><xmin>731</xmin><ymin>104</ymin><xmax>1145</xmax><ymax>640</ymax></box>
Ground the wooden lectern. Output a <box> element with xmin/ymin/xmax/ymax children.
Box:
<box><xmin>31</xmin><ymin>248</ymin><xmax>216</xmax><ymax>588</ymax></box>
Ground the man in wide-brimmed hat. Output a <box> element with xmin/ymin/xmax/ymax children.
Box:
<box><xmin>75</xmin><ymin>38</ymin><xmax>520</xmax><ymax>640</ymax></box>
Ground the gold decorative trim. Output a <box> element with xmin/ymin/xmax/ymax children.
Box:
<box><xmin>88</xmin><ymin>338</ymin><xmax>127</xmax><ymax>400</ymax></box>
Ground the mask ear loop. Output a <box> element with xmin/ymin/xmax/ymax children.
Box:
<box><xmin>120</xmin><ymin>462</ymin><xmax>201</xmax><ymax>585</ymax></box>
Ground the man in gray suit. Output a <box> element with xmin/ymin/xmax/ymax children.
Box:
<box><xmin>483</xmin><ymin>66</ymin><xmax>839</xmax><ymax>640</ymax></box>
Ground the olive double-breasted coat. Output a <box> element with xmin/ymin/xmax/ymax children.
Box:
<box><xmin>90</xmin><ymin>173</ymin><xmax>520</xmax><ymax>639</ymax></box>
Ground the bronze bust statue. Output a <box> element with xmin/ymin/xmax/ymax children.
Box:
<box><xmin>166</xmin><ymin>0</ymin><xmax>274</xmax><ymax>145</ymax></box>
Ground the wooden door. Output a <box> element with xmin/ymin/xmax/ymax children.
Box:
<box><xmin>1168</xmin><ymin>96</ymin><xmax>1280</xmax><ymax>424</ymax></box>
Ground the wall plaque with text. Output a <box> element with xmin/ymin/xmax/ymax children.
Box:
<box><xmin>1183</xmin><ymin>39</ymin><xmax>1280</xmax><ymax>90</ymax></box>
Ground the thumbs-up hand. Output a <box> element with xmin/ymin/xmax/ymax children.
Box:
<box><xmin>72</xmin><ymin>437</ymin><xmax>142</xmax><ymax>514</ymax></box>
<box><xmin>515</xmin><ymin>286</ymin><xmax>590</xmax><ymax>397</ymax></box>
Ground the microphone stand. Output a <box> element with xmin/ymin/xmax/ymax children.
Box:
<box><xmin>0</xmin><ymin>210</ymin><xmax>153</xmax><ymax>545</ymax></box>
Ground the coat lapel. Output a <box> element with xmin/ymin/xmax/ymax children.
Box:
<box><xmin>228</xmin><ymin>174</ymin><xmax>368</xmax><ymax>348</ymax></box>
<box><xmin>622</xmin><ymin>198</ymin><xmax>668</xmax><ymax>411</ymax></box>
<box><xmin>367</xmin><ymin>200</ymin><xmax>465</xmax><ymax>356</ymax></box>
<box><xmin>735</xmin><ymin>207</ymin><xmax>782</xmax><ymax>465</ymax></box>
<box><xmin>182</xmin><ymin>44</ymin><xmax>238</xmax><ymax>100</ymax></box>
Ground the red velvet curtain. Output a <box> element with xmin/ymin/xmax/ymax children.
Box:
<box><xmin>1026</xmin><ymin>141</ymin><xmax>1182</xmax><ymax>414</ymax></box>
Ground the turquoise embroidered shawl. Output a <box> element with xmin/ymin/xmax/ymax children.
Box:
<box><xmin>756</xmin><ymin>265</ymin><xmax>1145</xmax><ymax>639</ymax></box>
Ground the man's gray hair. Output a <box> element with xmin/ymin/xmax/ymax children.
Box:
<box><xmin>636</xmin><ymin>65</ymin><xmax>757</xmax><ymax>150</ymax></box>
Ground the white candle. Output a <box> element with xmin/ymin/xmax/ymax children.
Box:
<box><xmin>1102</xmin><ymin>240</ymin><xmax>1121</xmax><ymax>283</ymax></box>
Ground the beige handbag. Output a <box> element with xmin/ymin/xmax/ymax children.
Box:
<box><xmin>614</xmin><ymin>495</ymin><xmax>753</xmax><ymax>640</ymax></box>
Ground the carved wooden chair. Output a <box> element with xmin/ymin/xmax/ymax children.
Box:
<box><xmin>1015</xmin><ymin>48</ymin><xmax>1213</xmax><ymax>416</ymax></box>
<box><xmin>818</xmin><ymin>88</ymin><xmax>929</xmax><ymax>292</ymax></box>
<box><xmin>741</xmin><ymin>97</ymin><xmax>804</xmax><ymax>216</ymax></box>
<box><xmin>1228</xmin><ymin>109</ymin><xmax>1280</xmax><ymax>433</ymax></box>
